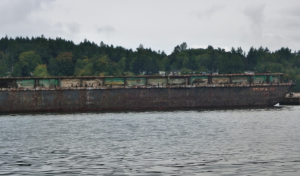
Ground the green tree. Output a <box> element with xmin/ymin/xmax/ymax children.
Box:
<box><xmin>33</xmin><ymin>64</ymin><xmax>49</xmax><ymax>77</ymax></box>
<box><xmin>56</xmin><ymin>52</ymin><xmax>74</xmax><ymax>76</ymax></box>
<box><xmin>16</xmin><ymin>51</ymin><xmax>42</xmax><ymax>76</ymax></box>
<box><xmin>74</xmin><ymin>57</ymin><xmax>94</xmax><ymax>76</ymax></box>
<box><xmin>11</xmin><ymin>63</ymin><xmax>22</xmax><ymax>77</ymax></box>
<box><xmin>118</xmin><ymin>57</ymin><xmax>126</xmax><ymax>72</ymax></box>
<box><xmin>108</xmin><ymin>62</ymin><xmax>122</xmax><ymax>76</ymax></box>
<box><xmin>257</xmin><ymin>62</ymin><xmax>284</xmax><ymax>73</ymax></box>
<box><xmin>94</xmin><ymin>55</ymin><xmax>110</xmax><ymax>73</ymax></box>
<box><xmin>156</xmin><ymin>58</ymin><xmax>165</xmax><ymax>71</ymax></box>
<box><xmin>48</xmin><ymin>57</ymin><xmax>59</xmax><ymax>76</ymax></box>
<box><xmin>195</xmin><ymin>54</ymin><xmax>210</xmax><ymax>70</ymax></box>
<box><xmin>162</xmin><ymin>57</ymin><xmax>169</xmax><ymax>70</ymax></box>
<box><xmin>0</xmin><ymin>51</ymin><xmax>7</xmax><ymax>76</ymax></box>
<box><xmin>217</xmin><ymin>53</ymin><xmax>245</xmax><ymax>73</ymax></box>
<box><xmin>181</xmin><ymin>67</ymin><xmax>192</xmax><ymax>75</ymax></box>
<box><xmin>179</xmin><ymin>42</ymin><xmax>188</xmax><ymax>52</ymax></box>
<box><xmin>0</xmin><ymin>60</ymin><xmax>7</xmax><ymax>77</ymax></box>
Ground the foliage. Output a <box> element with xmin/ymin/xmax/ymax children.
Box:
<box><xmin>13</xmin><ymin>51</ymin><xmax>42</xmax><ymax>76</ymax></box>
<box><xmin>56</xmin><ymin>52</ymin><xmax>74</xmax><ymax>76</ymax></box>
<box><xmin>256</xmin><ymin>62</ymin><xmax>284</xmax><ymax>73</ymax></box>
<box><xmin>33</xmin><ymin>64</ymin><xmax>49</xmax><ymax>77</ymax></box>
<box><xmin>48</xmin><ymin>57</ymin><xmax>59</xmax><ymax>76</ymax></box>
<box><xmin>0</xmin><ymin>51</ymin><xmax>7</xmax><ymax>76</ymax></box>
<box><xmin>1</xmin><ymin>36</ymin><xmax>300</xmax><ymax>91</ymax></box>
<box><xmin>0</xmin><ymin>60</ymin><xmax>7</xmax><ymax>76</ymax></box>
<box><xmin>181</xmin><ymin>67</ymin><xmax>193</xmax><ymax>75</ymax></box>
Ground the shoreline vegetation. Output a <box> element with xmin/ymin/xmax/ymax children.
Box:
<box><xmin>0</xmin><ymin>35</ymin><xmax>299</xmax><ymax>91</ymax></box>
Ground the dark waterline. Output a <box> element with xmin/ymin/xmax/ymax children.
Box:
<box><xmin>0</xmin><ymin>104</ymin><xmax>285</xmax><ymax>116</ymax></box>
<box><xmin>0</xmin><ymin>106</ymin><xmax>300</xmax><ymax>175</ymax></box>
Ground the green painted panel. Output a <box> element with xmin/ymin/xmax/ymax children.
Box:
<box><xmin>127</xmin><ymin>78</ymin><xmax>146</xmax><ymax>86</ymax></box>
<box><xmin>16</xmin><ymin>79</ymin><xmax>35</xmax><ymax>88</ymax></box>
<box><xmin>253</xmin><ymin>75</ymin><xmax>267</xmax><ymax>83</ymax></box>
<box><xmin>190</xmin><ymin>76</ymin><xmax>208</xmax><ymax>84</ymax></box>
<box><xmin>105</xmin><ymin>77</ymin><xmax>124</xmax><ymax>85</ymax></box>
<box><xmin>39</xmin><ymin>79</ymin><xmax>59</xmax><ymax>87</ymax></box>
<box><xmin>231</xmin><ymin>76</ymin><xmax>250</xmax><ymax>83</ymax></box>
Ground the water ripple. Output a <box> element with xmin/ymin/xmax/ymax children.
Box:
<box><xmin>0</xmin><ymin>106</ymin><xmax>300</xmax><ymax>175</ymax></box>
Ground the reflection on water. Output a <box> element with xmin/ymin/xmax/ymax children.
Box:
<box><xmin>1</xmin><ymin>106</ymin><xmax>300</xmax><ymax>175</ymax></box>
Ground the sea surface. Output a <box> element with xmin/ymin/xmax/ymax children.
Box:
<box><xmin>1</xmin><ymin>106</ymin><xmax>300</xmax><ymax>176</ymax></box>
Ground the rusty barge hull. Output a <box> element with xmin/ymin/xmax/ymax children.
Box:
<box><xmin>0</xmin><ymin>84</ymin><xmax>291</xmax><ymax>113</ymax></box>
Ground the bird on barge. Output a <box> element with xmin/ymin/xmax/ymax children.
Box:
<box><xmin>0</xmin><ymin>73</ymin><xmax>293</xmax><ymax>112</ymax></box>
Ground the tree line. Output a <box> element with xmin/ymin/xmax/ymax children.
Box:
<box><xmin>1</xmin><ymin>35</ymin><xmax>300</xmax><ymax>90</ymax></box>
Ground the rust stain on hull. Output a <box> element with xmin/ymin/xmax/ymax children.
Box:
<box><xmin>0</xmin><ymin>85</ymin><xmax>291</xmax><ymax>113</ymax></box>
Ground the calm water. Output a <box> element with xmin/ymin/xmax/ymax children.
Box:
<box><xmin>1</xmin><ymin>106</ymin><xmax>300</xmax><ymax>176</ymax></box>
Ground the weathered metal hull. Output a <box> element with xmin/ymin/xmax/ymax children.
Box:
<box><xmin>0</xmin><ymin>84</ymin><xmax>291</xmax><ymax>112</ymax></box>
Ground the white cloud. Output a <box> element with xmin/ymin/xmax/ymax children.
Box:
<box><xmin>0</xmin><ymin>0</ymin><xmax>300</xmax><ymax>53</ymax></box>
<box><xmin>67</xmin><ymin>22</ymin><xmax>81</xmax><ymax>34</ymax></box>
<box><xmin>0</xmin><ymin>0</ymin><xmax>54</xmax><ymax>25</ymax></box>
<box><xmin>96</xmin><ymin>25</ymin><xmax>115</xmax><ymax>33</ymax></box>
<box><xmin>193</xmin><ymin>4</ymin><xmax>226</xmax><ymax>18</ymax></box>
<box><xmin>243</xmin><ymin>4</ymin><xmax>265</xmax><ymax>37</ymax></box>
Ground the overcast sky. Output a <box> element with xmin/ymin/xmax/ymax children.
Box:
<box><xmin>1</xmin><ymin>0</ymin><xmax>300</xmax><ymax>54</ymax></box>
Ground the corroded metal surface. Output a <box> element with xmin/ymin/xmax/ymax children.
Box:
<box><xmin>147</xmin><ymin>78</ymin><xmax>168</xmax><ymax>86</ymax></box>
<box><xmin>231</xmin><ymin>76</ymin><xmax>249</xmax><ymax>83</ymax></box>
<box><xmin>168</xmin><ymin>78</ymin><xmax>186</xmax><ymax>85</ymax></box>
<box><xmin>271</xmin><ymin>76</ymin><xmax>280</xmax><ymax>83</ymax></box>
<box><xmin>0</xmin><ymin>73</ymin><xmax>283</xmax><ymax>80</ymax></box>
<box><xmin>0</xmin><ymin>73</ymin><xmax>292</xmax><ymax>112</ymax></box>
<box><xmin>82</xmin><ymin>79</ymin><xmax>103</xmax><ymax>87</ymax></box>
<box><xmin>212</xmin><ymin>77</ymin><xmax>230</xmax><ymax>84</ymax></box>
<box><xmin>190</xmin><ymin>76</ymin><xmax>208</xmax><ymax>85</ymax></box>
<box><xmin>253</xmin><ymin>75</ymin><xmax>267</xmax><ymax>83</ymax></box>
<box><xmin>0</xmin><ymin>83</ymin><xmax>292</xmax><ymax>112</ymax></box>
<box><xmin>38</xmin><ymin>79</ymin><xmax>59</xmax><ymax>88</ymax></box>
<box><xmin>127</xmin><ymin>78</ymin><xmax>146</xmax><ymax>86</ymax></box>
<box><xmin>60</xmin><ymin>79</ymin><xmax>81</xmax><ymax>87</ymax></box>
<box><xmin>16</xmin><ymin>79</ymin><xmax>35</xmax><ymax>88</ymax></box>
<box><xmin>279</xmin><ymin>92</ymin><xmax>300</xmax><ymax>105</ymax></box>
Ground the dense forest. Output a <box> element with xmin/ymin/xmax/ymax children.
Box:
<box><xmin>0</xmin><ymin>35</ymin><xmax>300</xmax><ymax>90</ymax></box>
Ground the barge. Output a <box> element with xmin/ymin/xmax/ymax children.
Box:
<box><xmin>0</xmin><ymin>73</ymin><xmax>293</xmax><ymax>112</ymax></box>
<box><xmin>279</xmin><ymin>92</ymin><xmax>300</xmax><ymax>105</ymax></box>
